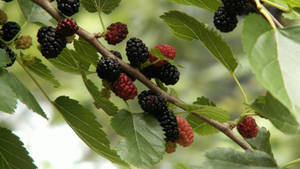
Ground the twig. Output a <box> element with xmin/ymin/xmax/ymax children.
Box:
<box><xmin>31</xmin><ymin>0</ymin><xmax>254</xmax><ymax>151</ymax></box>
<box><xmin>254</xmin><ymin>0</ymin><xmax>284</xmax><ymax>29</ymax></box>
<box><xmin>281</xmin><ymin>158</ymin><xmax>300</xmax><ymax>169</ymax></box>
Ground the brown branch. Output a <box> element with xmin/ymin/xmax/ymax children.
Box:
<box><xmin>31</xmin><ymin>0</ymin><xmax>253</xmax><ymax>151</ymax></box>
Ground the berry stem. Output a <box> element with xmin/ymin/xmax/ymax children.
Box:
<box><xmin>281</xmin><ymin>158</ymin><xmax>300</xmax><ymax>169</ymax></box>
<box><xmin>31</xmin><ymin>0</ymin><xmax>254</xmax><ymax>151</ymax></box>
<box><xmin>232</xmin><ymin>73</ymin><xmax>249</xmax><ymax>104</ymax></box>
<box><xmin>254</xmin><ymin>0</ymin><xmax>283</xmax><ymax>29</ymax></box>
<box><xmin>260</xmin><ymin>0</ymin><xmax>290</xmax><ymax>12</ymax></box>
<box><xmin>94</xmin><ymin>0</ymin><xmax>106</xmax><ymax>32</ymax></box>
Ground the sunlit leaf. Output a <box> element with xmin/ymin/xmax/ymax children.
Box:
<box><xmin>111</xmin><ymin>110</ymin><xmax>165</xmax><ymax>168</ymax></box>
<box><xmin>161</xmin><ymin>11</ymin><xmax>237</xmax><ymax>72</ymax></box>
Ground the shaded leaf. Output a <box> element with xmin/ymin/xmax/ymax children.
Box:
<box><xmin>193</xmin><ymin>96</ymin><xmax>216</xmax><ymax>106</ymax></box>
<box><xmin>251</xmin><ymin>93</ymin><xmax>300</xmax><ymax>134</ymax></box>
<box><xmin>111</xmin><ymin>110</ymin><xmax>165</xmax><ymax>169</ymax></box>
<box><xmin>17</xmin><ymin>0</ymin><xmax>53</xmax><ymax>26</ymax></box>
<box><xmin>161</xmin><ymin>10</ymin><xmax>237</xmax><ymax>72</ymax></box>
<box><xmin>245</xmin><ymin>127</ymin><xmax>274</xmax><ymax>158</ymax></box>
<box><xmin>168</xmin><ymin>0</ymin><xmax>221</xmax><ymax>12</ymax></box>
<box><xmin>178</xmin><ymin>102</ymin><xmax>229</xmax><ymax>135</ymax></box>
<box><xmin>186</xmin><ymin>97</ymin><xmax>220</xmax><ymax>135</ymax></box>
<box><xmin>27</xmin><ymin>57</ymin><xmax>60</xmax><ymax>88</ymax></box>
<box><xmin>54</xmin><ymin>96</ymin><xmax>128</xmax><ymax>166</ymax></box>
<box><xmin>0</xmin><ymin>127</ymin><xmax>37</xmax><ymax>169</ymax></box>
<box><xmin>205</xmin><ymin>148</ymin><xmax>278</xmax><ymax>169</ymax></box>
<box><xmin>74</xmin><ymin>38</ymin><xmax>99</xmax><ymax>66</ymax></box>
<box><xmin>81</xmin><ymin>0</ymin><xmax>121</xmax><ymax>14</ymax></box>
<box><xmin>49</xmin><ymin>48</ymin><xmax>89</xmax><ymax>74</ymax></box>
<box><xmin>2</xmin><ymin>69</ymin><xmax>47</xmax><ymax>119</ymax></box>
<box><xmin>0</xmin><ymin>69</ymin><xmax>17</xmax><ymax>114</ymax></box>
<box><xmin>81</xmin><ymin>72</ymin><xmax>118</xmax><ymax>116</ymax></box>
<box><xmin>0</xmin><ymin>49</ymin><xmax>12</xmax><ymax>68</ymax></box>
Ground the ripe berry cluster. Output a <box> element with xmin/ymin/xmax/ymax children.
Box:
<box><xmin>165</xmin><ymin>116</ymin><xmax>194</xmax><ymax>153</ymax></box>
<box><xmin>138</xmin><ymin>90</ymin><xmax>179</xmax><ymax>142</ymax></box>
<box><xmin>126</xmin><ymin>39</ymin><xmax>180</xmax><ymax>85</ymax></box>
<box><xmin>57</xmin><ymin>0</ymin><xmax>80</xmax><ymax>16</ymax></box>
<box><xmin>214</xmin><ymin>0</ymin><xmax>256</xmax><ymax>32</ymax></box>
<box><xmin>96</xmin><ymin>55</ymin><xmax>137</xmax><ymax>101</ymax></box>
<box><xmin>0</xmin><ymin>10</ymin><xmax>21</xmax><ymax>67</ymax></box>
<box><xmin>37</xmin><ymin>18</ymin><xmax>78</xmax><ymax>59</ymax></box>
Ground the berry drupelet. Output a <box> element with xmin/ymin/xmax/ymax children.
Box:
<box><xmin>111</xmin><ymin>73</ymin><xmax>137</xmax><ymax>100</ymax></box>
<box><xmin>96</xmin><ymin>57</ymin><xmax>121</xmax><ymax>83</ymax></box>
<box><xmin>138</xmin><ymin>90</ymin><xmax>168</xmax><ymax>115</ymax></box>
<box><xmin>57</xmin><ymin>0</ymin><xmax>80</xmax><ymax>16</ymax></box>
<box><xmin>158</xmin><ymin>109</ymin><xmax>179</xmax><ymax>142</ymax></box>
<box><xmin>237</xmin><ymin>116</ymin><xmax>258</xmax><ymax>138</ymax></box>
<box><xmin>213</xmin><ymin>7</ymin><xmax>238</xmax><ymax>32</ymax></box>
<box><xmin>56</xmin><ymin>18</ymin><xmax>79</xmax><ymax>37</ymax></box>
<box><xmin>157</xmin><ymin>63</ymin><xmax>180</xmax><ymax>85</ymax></box>
<box><xmin>1</xmin><ymin>21</ymin><xmax>20</xmax><ymax>41</ymax></box>
<box><xmin>105</xmin><ymin>22</ymin><xmax>128</xmax><ymax>45</ymax></box>
<box><xmin>126</xmin><ymin>37</ymin><xmax>149</xmax><ymax>67</ymax></box>
<box><xmin>37</xmin><ymin>26</ymin><xmax>66</xmax><ymax>59</ymax></box>
<box><xmin>176</xmin><ymin>116</ymin><xmax>194</xmax><ymax>147</ymax></box>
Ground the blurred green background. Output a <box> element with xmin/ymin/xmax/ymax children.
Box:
<box><xmin>1</xmin><ymin>0</ymin><xmax>300</xmax><ymax>169</ymax></box>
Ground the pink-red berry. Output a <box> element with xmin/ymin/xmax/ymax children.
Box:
<box><xmin>105</xmin><ymin>22</ymin><xmax>128</xmax><ymax>45</ymax></box>
<box><xmin>150</xmin><ymin>44</ymin><xmax>176</xmax><ymax>67</ymax></box>
<box><xmin>176</xmin><ymin>116</ymin><xmax>194</xmax><ymax>147</ymax></box>
<box><xmin>56</xmin><ymin>18</ymin><xmax>79</xmax><ymax>37</ymax></box>
<box><xmin>237</xmin><ymin>116</ymin><xmax>258</xmax><ymax>138</ymax></box>
<box><xmin>111</xmin><ymin>73</ymin><xmax>137</xmax><ymax>100</ymax></box>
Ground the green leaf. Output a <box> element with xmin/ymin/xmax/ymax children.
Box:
<box><xmin>150</xmin><ymin>48</ymin><xmax>184</xmax><ymax>68</ymax></box>
<box><xmin>282</xmin><ymin>9</ymin><xmax>300</xmax><ymax>20</ymax></box>
<box><xmin>81</xmin><ymin>0</ymin><xmax>121</xmax><ymax>14</ymax></box>
<box><xmin>0</xmin><ymin>127</ymin><xmax>37</xmax><ymax>169</ymax></box>
<box><xmin>81</xmin><ymin>72</ymin><xmax>118</xmax><ymax>116</ymax></box>
<box><xmin>246</xmin><ymin>27</ymin><xmax>300</xmax><ymax>119</ymax></box>
<box><xmin>205</xmin><ymin>148</ymin><xmax>278</xmax><ymax>169</ymax></box>
<box><xmin>0</xmin><ymin>49</ymin><xmax>12</xmax><ymax>68</ymax></box>
<box><xmin>277</xmin><ymin>0</ymin><xmax>300</xmax><ymax>8</ymax></box>
<box><xmin>168</xmin><ymin>0</ymin><xmax>221</xmax><ymax>12</ymax></box>
<box><xmin>242</xmin><ymin>14</ymin><xmax>272</xmax><ymax>57</ymax></box>
<box><xmin>0</xmin><ymin>70</ymin><xmax>17</xmax><ymax>114</ymax></box>
<box><xmin>27</xmin><ymin>57</ymin><xmax>60</xmax><ymax>88</ymax></box>
<box><xmin>193</xmin><ymin>96</ymin><xmax>216</xmax><ymax>106</ymax></box>
<box><xmin>161</xmin><ymin>10</ymin><xmax>237</xmax><ymax>72</ymax></box>
<box><xmin>74</xmin><ymin>38</ymin><xmax>99</xmax><ymax>66</ymax></box>
<box><xmin>180</xmin><ymin>103</ymin><xmax>230</xmax><ymax>135</ymax></box>
<box><xmin>245</xmin><ymin>127</ymin><xmax>274</xmax><ymax>158</ymax></box>
<box><xmin>186</xmin><ymin>97</ymin><xmax>220</xmax><ymax>135</ymax></box>
<box><xmin>251</xmin><ymin>93</ymin><xmax>300</xmax><ymax>134</ymax></box>
<box><xmin>0</xmin><ymin>69</ymin><xmax>47</xmax><ymax>119</ymax></box>
<box><xmin>49</xmin><ymin>48</ymin><xmax>89</xmax><ymax>74</ymax></box>
<box><xmin>111</xmin><ymin>110</ymin><xmax>165</xmax><ymax>169</ymax></box>
<box><xmin>176</xmin><ymin>163</ymin><xmax>206</xmax><ymax>169</ymax></box>
<box><xmin>54</xmin><ymin>96</ymin><xmax>128</xmax><ymax>166</ymax></box>
<box><xmin>17</xmin><ymin>0</ymin><xmax>53</xmax><ymax>26</ymax></box>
